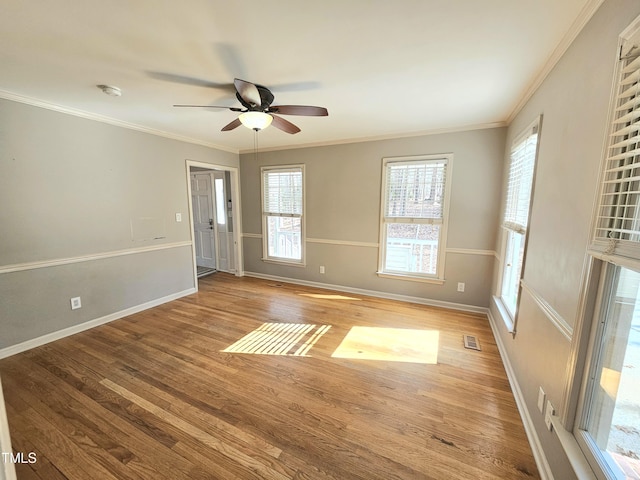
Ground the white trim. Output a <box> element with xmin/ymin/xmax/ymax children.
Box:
<box><xmin>445</xmin><ymin>247</ymin><xmax>496</xmax><ymax>256</ymax></box>
<box><xmin>375</xmin><ymin>271</ymin><xmax>446</xmax><ymax>285</ymax></box>
<box><xmin>520</xmin><ymin>280</ymin><xmax>573</xmax><ymax>341</ymax></box>
<box><xmin>560</xmin><ymin>256</ymin><xmax>599</xmax><ymax>429</ymax></box>
<box><xmin>261</xmin><ymin>258</ymin><xmax>307</xmax><ymax>268</ymax></box>
<box><xmin>507</xmin><ymin>0</ymin><xmax>605</xmax><ymax>123</ymax></box>
<box><xmin>0</xmin><ymin>378</ymin><xmax>16</xmax><ymax>480</ymax></box>
<box><xmin>550</xmin><ymin>417</ymin><xmax>598</xmax><ymax>480</ymax></box>
<box><xmin>244</xmin><ymin>271</ymin><xmax>487</xmax><ymax>314</ymax></box>
<box><xmin>0</xmin><ymin>288</ymin><xmax>196</xmax><ymax>360</ymax></box>
<box><xmin>307</xmin><ymin>238</ymin><xmax>379</xmax><ymax>248</ymax></box>
<box><xmin>0</xmin><ymin>90</ymin><xmax>237</xmax><ymax>154</ymax></box>
<box><xmin>491</xmin><ymin>295</ymin><xmax>516</xmax><ymax>333</ymax></box>
<box><xmin>238</xmin><ymin>122</ymin><xmax>507</xmax><ymax>154</ymax></box>
<box><xmin>0</xmin><ymin>241</ymin><xmax>192</xmax><ymax>274</ymax></box>
<box><xmin>486</xmin><ymin>308</ymin><xmax>555</xmax><ymax>480</ymax></box>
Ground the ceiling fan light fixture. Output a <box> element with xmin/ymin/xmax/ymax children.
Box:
<box><xmin>239</xmin><ymin>111</ymin><xmax>273</xmax><ymax>131</ymax></box>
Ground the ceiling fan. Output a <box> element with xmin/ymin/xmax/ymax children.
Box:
<box><xmin>174</xmin><ymin>78</ymin><xmax>328</xmax><ymax>134</ymax></box>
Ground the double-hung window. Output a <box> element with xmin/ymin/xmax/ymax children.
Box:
<box><xmin>261</xmin><ymin>165</ymin><xmax>304</xmax><ymax>264</ymax></box>
<box><xmin>573</xmin><ymin>17</ymin><xmax>640</xmax><ymax>480</ymax></box>
<box><xmin>500</xmin><ymin>119</ymin><xmax>540</xmax><ymax>319</ymax></box>
<box><xmin>378</xmin><ymin>154</ymin><xmax>452</xmax><ymax>282</ymax></box>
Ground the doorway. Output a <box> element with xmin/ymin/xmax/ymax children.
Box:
<box><xmin>186</xmin><ymin>161</ymin><xmax>243</xmax><ymax>288</ymax></box>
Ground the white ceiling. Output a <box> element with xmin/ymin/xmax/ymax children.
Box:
<box><xmin>1</xmin><ymin>0</ymin><xmax>598</xmax><ymax>153</ymax></box>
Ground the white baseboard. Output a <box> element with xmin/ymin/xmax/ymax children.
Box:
<box><xmin>0</xmin><ymin>288</ymin><xmax>196</xmax><ymax>360</ymax></box>
<box><xmin>244</xmin><ymin>271</ymin><xmax>488</xmax><ymax>315</ymax></box>
<box><xmin>486</xmin><ymin>308</ymin><xmax>554</xmax><ymax>480</ymax></box>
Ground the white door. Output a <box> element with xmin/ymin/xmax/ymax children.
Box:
<box><xmin>191</xmin><ymin>173</ymin><xmax>216</xmax><ymax>269</ymax></box>
<box><xmin>213</xmin><ymin>172</ymin><xmax>230</xmax><ymax>272</ymax></box>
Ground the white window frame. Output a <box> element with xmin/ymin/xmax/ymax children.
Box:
<box><xmin>260</xmin><ymin>165</ymin><xmax>305</xmax><ymax>266</ymax></box>
<box><xmin>377</xmin><ymin>154</ymin><xmax>453</xmax><ymax>284</ymax></box>
<box><xmin>572</xmin><ymin>260</ymin><xmax>640</xmax><ymax>480</ymax></box>
<box><xmin>497</xmin><ymin>116</ymin><xmax>541</xmax><ymax>329</ymax></box>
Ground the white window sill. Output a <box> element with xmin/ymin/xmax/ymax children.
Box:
<box><xmin>262</xmin><ymin>258</ymin><xmax>306</xmax><ymax>268</ymax></box>
<box><xmin>550</xmin><ymin>416</ymin><xmax>597</xmax><ymax>480</ymax></box>
<box><xmin>376</xmin><ymin>271</ymin><xmax>445</xmax><ymax>285</ymax></box>
<box><xmin>492</xmin><ymin>295</ymin><xmax>515</xmax><ymax>334</ymax></box>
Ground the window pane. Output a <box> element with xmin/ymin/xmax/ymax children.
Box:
<box><xmin>501</xmin><ymin>230</ymin><xmax>525</xmax><ymax>316</ymax></box>
<box><xmin>385</xmin><ymin>223</ymin><xmax>440</xmax><ymax>275</ymax></box>
<box><xmin>386</xmin><ymin>161</ymin><xmax>446</xmax><ymax>219</ymax></box>
<box><xmin>263</xmin><ymin>170</ymin><xmax>303</xmax><ymax>215</ymax></box>
<box><xmin>214</xmin><ymin>178</ymin><xmax>226</xmax><ymax>226</ymax></box>
<box><xmin>504</xmin><ymin>132</ymin><xmax>537</xmax><ymax>232</ymax></box>
<box><xmin>267</xmin><ymin>216</ymin><xmax>301</xmax><ymax>260</ymax></box>
<box><xmin>586</xmin><ymin>265</ymin><xmax>640</xmax><ymax>479</ymax></box>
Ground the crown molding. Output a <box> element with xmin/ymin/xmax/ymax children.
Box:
<box><xmin>507</xmin><ymin>0</ymin><xmax>605</xmax><ymax>123</ymax></box>
<box><xmin>0</xmin><ymin>89</ymin><xmax>239</xmax><ymax>154</ymax></box>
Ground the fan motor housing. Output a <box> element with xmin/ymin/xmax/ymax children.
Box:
<box><xmin>236</xmin><ymin>84</ymin><xmax>274</xmax><ymax>110</ymax></box>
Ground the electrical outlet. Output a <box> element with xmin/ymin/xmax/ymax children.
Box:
<box><xmin>70</xmin><ymin>297</ymin><xmax>82</xmax><ymax>310</ymax></box>
<box><xmin>537</xmin><ymin>387</ymin><xmax>546</xmax><ymax>413</ymax></box>
<box><xmin>457</xmin><ymin>282</ymin><xmax>465</xmax><ymax>292</ymax></box>
<box><xmin>544</xmin><ymin>400</ymin><xmax>555</xmax><ymax>431</ymax></box>
<box><xmin>319</xmin><ymin>266</ymin><xmax>325</xmax><ymax>274</ymax></box>
<box><xmin>175</xmin><ymin>213</ymin><xmax>182</xmax><ymax>222</ymax></box>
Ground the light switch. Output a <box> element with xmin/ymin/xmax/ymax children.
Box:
<box><xmin>545</xmin><ymin>400</ymin><xmax>555</xmax><ymax>431</ymax></box>
<box><xmin>175</xmin><ymin>213</ymin><xmax>182</xmax><ymax>222</ymax></box>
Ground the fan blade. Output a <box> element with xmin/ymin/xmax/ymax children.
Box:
<box><xmin>234</xmin><ymin>78</ymin><xmax>262</xmax><ymax>107</ymax></box>
<box><xmin>270</xmin><ymin>105</ymin><xmax>328</xmax><ymax>116</ymax></box>
<box><xmin>147</xmin><ymin>71</ymin><xmax>235</xmax><ymax>92</ymax></box>
<box><xmin>270</xmin><ymin>115</ymin><xmax>301</xmax><ymax>134</ymax></box>
<box><xmin>221</xmin><ymin>118</ymin><xmax>242</xmax><ymax>131</ymax></box>
<box><xmin>174</xmin><ymin>104</ymin><xmax>244</xmax><ymax>112</ymax></box>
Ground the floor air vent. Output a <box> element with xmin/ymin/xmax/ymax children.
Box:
<box><xmin>463</xmin><ymin>334</ymin><xmax>481</xmax><ymax>351</ymax></box>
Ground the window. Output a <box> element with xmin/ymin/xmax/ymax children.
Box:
<box><xmin>575</xmin><ymin>16</ymin><xmax>640</xmax><ymax>480</ymax></box>
<box><xmin>261</xmin><ymin>166</ymin><xmax>304</xmax><ymax>264</ymax></box>
<box><xmin>592</xmin><ymin>20</ymin><xmax>640</xmax><ymax>263</ymax></box>
<box><xmin>378</xmin><ymin>155</ymin><xmax>452</xmax><ymax>282</ymax></box>
<box><xmin>576</xmin><ymin>263</ymin><xmax>640</xmax><ymax>480</ymax></box>
<box><xmin>500</xmin><ymin>119</ymin><xmax>540</xmax><ymax>318</ymax></box>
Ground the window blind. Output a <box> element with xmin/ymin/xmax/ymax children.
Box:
<box><xmin>593</xmin><ymin>29</ymin><xmax>640</xmax><ymax>260</ymax></box>
<box><xmin>262</xmin><ymin>168</ymin><xmax>303</xmax><ymax>217</ymax></box>
<box><xmin>503</xmin><ymin>127</ymin><xmax>538</xmax><ymax>235</ymax></box>
<box><xmin>384</xmin><ymin>160</ymin><xmax>447</xmax><ymax>223</ymax></box>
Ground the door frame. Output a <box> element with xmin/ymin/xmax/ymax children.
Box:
<box><xmin>186</xmin><ymin>160</ymin><xmax>244</xmax><ymax>290</ymax></box>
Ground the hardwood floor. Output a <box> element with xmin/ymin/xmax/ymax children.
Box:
<box><xmin>0</xmin><ymin>273</ymin><xmax>540</xmax><ymax>479</ymax></box>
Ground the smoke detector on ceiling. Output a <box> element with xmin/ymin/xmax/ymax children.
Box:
<box><xmin>97</xmin><ymin>84</ymin><xmax>122</xmax><ymax>97</ymax></box>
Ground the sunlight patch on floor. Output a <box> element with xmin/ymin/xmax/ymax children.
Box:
<box><xmin>297</xmin><ymin>293</ymin><xmax>361</xmax><ymax>300</ymax></box>
<box><xmin>222</xmin><ymin>323</ymin><xmax>331</xmax><ymax>356</ymax></box>
<box><xmin>331</xmin><ymin>326</ymin><xmax>439</xmax><ymax>364</ymax></box>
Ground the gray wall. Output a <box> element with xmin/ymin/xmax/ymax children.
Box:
<box><xmin>489</xmin><ymin>1</ymin><xmax>640</xmax><ymax>478</ymax></box>
<box><xmin>240</xmin><ymin>127</ymin><xmax>506</xmax><ymax>308</ymax></box>
<box><xmin>0</xmin><ymin>98</ymin><xmax>238</xmax><ymax>350</ymax></box>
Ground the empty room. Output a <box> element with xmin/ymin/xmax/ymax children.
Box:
<box><xmin>1</xmin><ymin>1</ymin><xmax>640</xmax><ymax>479</ymax></box>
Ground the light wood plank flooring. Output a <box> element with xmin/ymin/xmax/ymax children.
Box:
<box><xmin>0</xmin><ymin>273</ymin><xmax>539</xmax><ymax>479</ymax></box>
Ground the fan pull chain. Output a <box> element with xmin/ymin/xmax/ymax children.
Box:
<box><xmin>254</xmin><ymin>128</ymin><xmax>259</xmax><ymax>162</ymax></box>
